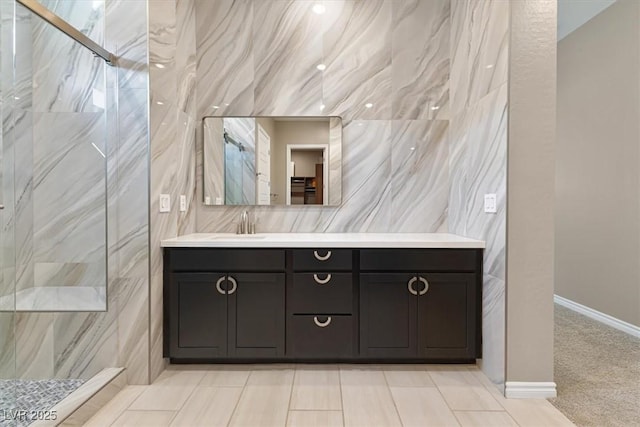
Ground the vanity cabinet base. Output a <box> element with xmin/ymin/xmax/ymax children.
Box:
<box><xmin>164</xmin><ymin>248</ymin><xmax>482</xmax><ymax>363</ymax></box>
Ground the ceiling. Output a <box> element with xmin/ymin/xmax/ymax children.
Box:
<box><xmin>557</xmin><ymin>0</ymin><xmax>617</xmax><ymax>40</ymax></box>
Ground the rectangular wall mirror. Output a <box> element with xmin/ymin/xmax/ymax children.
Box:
<box><xmin>203</xmin><ymin>116</ymin><xmax>342</xmax><ymax>206</ymax></box>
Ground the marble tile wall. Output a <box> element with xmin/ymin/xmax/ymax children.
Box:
<box><xmin>194</xmin><ymin>0</ymin><xmax>451</xmax><ymax>233</ymax></box>
<box><xmin>449</xmin><ymin>0</ymin><xmax>509</xmax><ymax>386</ymax></box>
<box><xmin>1</xmin><ymin>0</ymin><xmax>151</xmax><ymax>385</ymax></box>
<box><xmin>149</xmin><ymin>0</ymin><xmax>198</xmax><ymax>382</ymax></box>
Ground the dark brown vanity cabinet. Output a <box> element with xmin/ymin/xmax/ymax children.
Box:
<box><xmin>288</xmin><ymin>249</ymin><xmax>357</xmax><ymax>359</ymax></box>
<box><xmin>164</xmin><ymin>246</ymin><xmax>482</xmax><ymax>363</ymax></box>
<box><xmin>165</xmin><ymin>249</ymin><xmax>286</xmax><ymax>360</ymax></box>
<box><xmin>360</xmin><ymin>250</ymin><xmax>481</xmax><ymax>361</ymax></box>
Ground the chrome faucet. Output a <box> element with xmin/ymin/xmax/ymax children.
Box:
<box><xmin>237</xmin><ymin>210</ymin><xmax>255</xmax><ymax>234</ymax></box>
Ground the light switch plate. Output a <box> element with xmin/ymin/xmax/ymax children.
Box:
<box><xmin>159</xmin><ymin>194</ymin><xmax>170</xmax><ymax>213</ymax></box>
<box><xmin>179</xmin><ymin>195</ymin><xmax>187</xmax><ymax>212</ymax></box>
<box><xmin>484</xmin><ymin>193</ymin><xmax>497</xmax><ymax>213</ymax></box>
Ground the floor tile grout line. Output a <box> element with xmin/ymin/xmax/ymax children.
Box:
<box><xmin>105</xmin><ymin>385</ymin><xmax>146</xmax><ymax>425</ymax></box>
<box><xmin>284</xmin><ymin>369</ymin><xmax>297</xmax><ymax>426</ymax></box>
<box><xmin>382</xmin><ymin>366</ymin><xmax>406</xmax><ymax>426</ymax></box>
<box><xmin>425</xmin><ymin>370</ymin><xmax>462</xmax><ymax>427</ymax></box>
<box><xmin>225</xmin><ymin>374</ymin><xmax>249</xmax><ymax>427</ymax></box>
<box><xmin>338</xmin><ymin>368</ymin><xmax>346</xmax><ymax>427</ymax></box>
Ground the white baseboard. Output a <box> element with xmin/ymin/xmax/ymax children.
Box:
<box><xmin>554</xmin><ymin>295</ymin><xmax>640</xmax><ymax>338</ymax></box>
<box><xmin>505</xmin><ymin>382</ymin><xmax>557</xmax><ymax>398</ymax></box>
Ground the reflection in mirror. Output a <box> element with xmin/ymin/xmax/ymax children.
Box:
<box><xmin>203</xmin><ymin>116</ymin><xmax>342</xmax><ymax>206</ymax></box>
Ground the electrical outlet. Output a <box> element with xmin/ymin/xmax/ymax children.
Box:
<box><xmin>179</xmin><ymin>195</ymin><xmax>187</xmax><ymax>212</ymax></box>
<box><xmin>159</xmin><ymin>194</ymin><xmax>170</xmax><ymax>213</ymax></box>
<box><xmin>484</xmin><ymin>193</ymin><xmax>497</xmax><ymax>213</ymax></box>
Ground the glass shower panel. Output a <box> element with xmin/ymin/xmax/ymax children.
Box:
<box><xmin>0</xmin><ymin>0</ymin><xmax>110</xmax><ymax>424</ymax></box>
<box><xmin>9</xmin><ymin>0</ymin><xmax>108</xmax><ymax>312</ymax></box>
<box><xmin>1</xmin><ymin>0</ymin><xmax>19</xmax><ymax>421</ymax></box>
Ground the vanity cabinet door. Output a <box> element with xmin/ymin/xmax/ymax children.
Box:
<box><xmin>227</xmin><ymin>273</ymin><xmax>286</xmax><ymax>358</ymax></box>
<box><xmin>171</xmin><ymin>273</ymin><xmax>228</xmax><ymax>358</ymax></box>
<box><xmin>360</xmin><ymin>273</ymin><xmax>418</xmax><ymax>358</ymax></box>
<box><xmin>416</xmin><ymin>273</ymin><xmax>477</xmax><ymax>360</ymax></box>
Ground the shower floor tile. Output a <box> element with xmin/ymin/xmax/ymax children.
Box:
<box><xmin>0</xmin><ymin>379</ymin><xmax>85</xmax><ymax>426</ymax></box>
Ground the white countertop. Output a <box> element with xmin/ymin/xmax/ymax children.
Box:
<box><xmin>161</xmin><ymin>233</ymin><xmax>485</xmax><ymax>249</ymax></box>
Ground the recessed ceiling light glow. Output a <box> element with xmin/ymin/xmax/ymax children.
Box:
<box><xmin>14</xmin><ymin>96</ymin><xmax>20</xmax><ymax>100</ymax></box>
<box><xmin>320</xmin><ymin>104</ymin><xmax>326</xmax><ymax>111</ymax></box>
<box><xmin>155</xmin><ymin>63</ymin><xmax>165</xmax><ymax>69</ymax></box>
<box><xmin>430</xmin><ymin>105</ymin><xmax>440</xmax><ymax>111</ymax></box>
<box><xmin>224</xmin><ymin>103</ymin><xmax>230</xmax><ymax>106</ymax></box>
<box><xmin>486</xmin><ymin>64</ymin><xmax>494</xmax><ymax>69</ymax></box>
<box><xmin>365</xmin><ymin>103</ymin><xmax>373</xmax><ymax>109</ymax></box>
<box><xmin>212</xmin><ymin>105</ymin><xmax>220</xmax><ymax>110</ymax></box>
<box><xmin>410</xmin><ymin>147</ymin><xmax>416</xmax><ymax>151</ymax></box>
<box><xmin>312</xmin><ymin>3</ymin><xmax>326</xmax><ymax>14</ymax></box>
<box><xmin>92</xmin><ymin>0</ymin><xmax>101</xmax><ymax>10</ymax></box>
<box><xmin>316</xmin><ymin>63</ymin><xmax>326</xmax><ymax>71</ymax></box>
<box><xmin>156</xmin><ymin>101</ymin><xmax>164</xmax><ymax>105</ymax></box>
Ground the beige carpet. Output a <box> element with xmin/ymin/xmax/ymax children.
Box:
<box><xmin>550</xmin><ymin>304</ymin><xmax>640</xmax><ymax>426</ymax></box>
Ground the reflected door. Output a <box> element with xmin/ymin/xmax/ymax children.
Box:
<box><xmin>256</xmin><ymin>124</ymin><xmax>271</xmax><ymax>205</ymax></box>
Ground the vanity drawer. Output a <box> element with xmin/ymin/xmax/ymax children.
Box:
<box><xmin>289</xmin><ymin>315</ymin><xmax>354</xmax><ymax>358</ymax></box>
<box><xmin>290</xmin><ymin>273</ymin><xmax>352</xmax><ymax>314</ymax></box>
<box><xmin>292</xmin><ymin>249</ymin><xmax>352</xmax><ymax>271</ymax></box>
<box><xmin>360</xmin><ymin>249</ymin><xmax>479</xmax><ymax>272</ymax></box>
<box><xmin>168</xmin><ymin>248</ymin><xmax>285</xmax><ymax>272</ymax></box>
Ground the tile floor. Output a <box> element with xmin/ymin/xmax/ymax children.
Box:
<box><xmin>85</xmin><ymin>364</ymin><xmax>575</xmax><ymax>427</ymax></box>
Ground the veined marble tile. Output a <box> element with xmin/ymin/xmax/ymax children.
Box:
<box><xmin>253</xmin><ymin>1</ymin><xmax>323</xmax><ymax>115</ymax></box>
<box><xmin>176</xmin><ymin>112</ymin><xmax>197</xmax><ymax>236</ymax></box>
<box><xmin>195</xmin><ymin>0</ymin><xmax>254</xmax><ymax>117</ymax></box>
<box><xmin>176</xmin><ymin>0</ymin><xmax>197</xmax><ymax>117</ymax></box>
<box><xmin>34</xmin><ymin>262</ymin><xmax>104</xmax><ymax>289</ymax></box>
<box><xmin>479</xmin><ymin>274</ymin><xmax>505</xmax><ymax>385</ymax></box>
<box><xmin>15</xmin><ymin>313</ymin><xmax>54</xmax><ymax>379</ymax></box>
<box><xmin>32</xmin><ymin>113</ymin><xmax>106</xmax><ymax>267</ymax></box>
<box><xmin>12</xmin><ymin>4</ymin><xmax>33</xmax><ymax>110</ymax></box>
<box><xmin>323</xmin><ymin>120</ymin><xmax>392</xmax><ymax>232</ymax></box>
<box><xmin>11</xmin><ymin>286</ymin><xmax>106</xmax><ymax>312</ymax></box>
<box><xmin>13</xmin><ymin>109</ymin><xmax>34</xmax><ymax>293</ymax></box>
<box><xmin>390</xmin><ymin>120</ymin><xmax>449</xmax><ymax>232</ymax></box>
<box><xmin>392</xmin><ymin>0</ymin><xmax>450</xmax><ymax>120</ymax></box>
<box><xmin>52</xmin><ymin>309</ymin><xmax>118</xmax><ymax>380</ymax></box>
<box><xmin>322</xmin><ymin>0</ymin><xmax>392</xmax><ymax>120</ymax></box>
<box><xmin>448</xmin><ymin>83</ymin><xmax>507</xmax><ymax>385</ymax></box>
<box><xmin>32</xmin><ymin>17</ymin><xmax>105</xmax><ymax>114</ymax></box>
<box><xmin>115</xmin><ymin>278</ymin><xmax>149</xmax><ymax>385</ymax></box>
<box><xmin>450</xmin><ymin>0</ymin><xmax>509</xmax><ymax>114</ymax></box>
<box><xmin>0</xmin><ymin>313</ymin><xmax>15</xmax><ymax>380</ymax></box>
<box><xmin>38</xmin><ymin>0</ymin><xmax>105</xmax><ymax>46</ymax></box>
<box><xmin>111</xmin><ymin>88</ymin><xmax>149</xmax><ymax>281</ymax></box>
<box><xmin>106</xmin><ymin>0</ymin><xmax>148</xmax><ymax>91</ymax></box>
<box><xmin>461</xmin><ymin>84</ymin><xmax>507</xmax><ymax>280</ymax></box>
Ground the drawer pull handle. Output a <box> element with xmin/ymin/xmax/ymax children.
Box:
<box><xmin>407</xmin><ymin>277</ymin><xmax>418</xmax><ymax>296</ymax></box>
<box><xmin>313</xmin><ymin>250</ymin><xmax>332</xmax><ymax>261</ymax></box>
<box><xmin>418</xmin><ymin>277</ymin><xmax>429</xmax><ymax>296</ymax></box>
<box><xmin>227</xmin><ymin>276</ymin><xmax>237</xmax><ymax>295</ymax></box>
<box><xmin>313</xmin><ymin>316</ymin><xmax>332</xmax><ymax>327</ymax></box>
<box><xmin>313</xmin><ymin>274</ymin><xmax>332</xmax><ymax>285</ymax></box>
<box><xmin>215</xmin><ymin>276</ymin><xmax>226</xmax><ymax>295</ymax></box>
